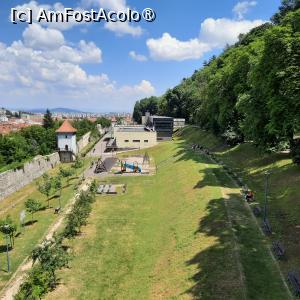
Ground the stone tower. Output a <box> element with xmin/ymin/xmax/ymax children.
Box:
<box><xmin>56</xmin><ymin>120</ymin><xmax>77</xmax><ymax>162</ymax></box>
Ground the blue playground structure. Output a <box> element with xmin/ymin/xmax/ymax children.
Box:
<box><xmin>121</xmin><ymin>161</ymin><xmax>141</xmax><ymax>173</ymax></box>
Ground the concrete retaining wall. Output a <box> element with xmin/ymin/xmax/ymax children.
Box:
<box><xmin>0</xmin><ymin>152</ymin><xmax>60</xmax><ymax>201</ymax></box>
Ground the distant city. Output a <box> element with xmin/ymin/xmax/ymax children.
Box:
<box><xmin>0</xmin><ymin>107</ymin><xmax>132</xmax><ymax>135</ymax></box>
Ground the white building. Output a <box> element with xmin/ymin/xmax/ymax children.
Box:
<box><xmin>0</xmin><ymin>109</ymin><xmax>8</xmax><ymax>122</ymax></box>
<box><xmin>111</xmin><ymin>125</ymin><xmax>157</xmax><ymax>150</ymax></box>
<box><xmin>56</xmin><ymin>120</ymin><xmax>77</xmax><ymax>162</ymax></box>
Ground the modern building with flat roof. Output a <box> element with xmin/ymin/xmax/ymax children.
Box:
<box><xmin>142</xmin><ymin>115</ymin><xmax>173</xmax><ymax>140</ymax></box>
<box><xmin>112</xmin><ymin>125</ymin><xmax>157</xmax><ymax>149</ymax></box>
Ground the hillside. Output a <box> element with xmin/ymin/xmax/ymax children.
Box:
<box><xmin>179</xmin><ymin>126</ymin><xmax>300</xmax><ymax>283</ymax></box>
<box><xmin>133</xmin><ymin>2</ymin><xmax>300</xmax><ymax>162</ymax></box>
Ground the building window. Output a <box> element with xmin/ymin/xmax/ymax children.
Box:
<box><xmin>144</xmin><ymin>140</ymin><xmax>149</xmax><ymax>143</ymax></box>
<box><xmin>65</xmin><ymin>145</ymin><xmax>69</xmax><ymax>151</ymax></box>
<box><xmin>124</xmin><ymin>140</ymin><xmax>129</xmax><ymax>142</ymax></box>
<box><xmin>133</xmin><ymin>140</ymin><xmax>140</xmax><ymax>143</ymax></box>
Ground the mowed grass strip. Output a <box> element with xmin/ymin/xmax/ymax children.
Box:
<box><xmin>180</xmin><ymin>126</ymin><xmax>300</xmax><ymax>288</ymax></box>
<box><xmin>0</xmin><ymin>158</ymin><xmax>92</xmax><ymax>291</ymax></box>
<box><xmin>45</xmin><ymin>138</ymin><xmax>278</xmax><ymax>300</ymax></box>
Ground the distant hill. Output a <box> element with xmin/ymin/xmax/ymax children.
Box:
<box><xmin>28</xmin><ymin>108</ymin><xmax>84</xmax><ymax>113</ymax></box>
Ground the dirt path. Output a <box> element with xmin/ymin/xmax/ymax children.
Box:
<box><xmin>0</xmin><ymin>181</ymin><xmax>91</xmax><ymax>300</ymax></box>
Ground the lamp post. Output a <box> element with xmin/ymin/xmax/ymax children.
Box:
<box><xmin>263</xmin><ymin>171</ymin><xmax>270</xmax><ymax>222</ymax></box>
<box><xmin>4</xmin><ymin>225</ymin><xmax>10</xmax><ymax>272</ymax></box>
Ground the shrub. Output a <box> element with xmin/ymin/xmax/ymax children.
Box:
<box><xmin>291</xmin><ymin>139</ymin><xmax>300</xmax><ymax>165</ymax></box>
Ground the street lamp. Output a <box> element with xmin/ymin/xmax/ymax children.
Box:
<box><xmin>263</xmin><ymin>171</ymin><xmax>270</xmax><ymax>222</ymax></box>
<box><xmin>4</xmin><ymin>225</ymin><xmax>10</xmax><ymax>272</ymax></box>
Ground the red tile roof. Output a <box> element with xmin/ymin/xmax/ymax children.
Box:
<box><xmin>56</xmin><ymin>120</ymin><xmax>77</xmax><ymax>133</ymax></box>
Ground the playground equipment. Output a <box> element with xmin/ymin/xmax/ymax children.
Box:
<box><xmin>94</xmin><ymin>158</ymin><xmax>107</xmax><ymax>174</ymax></box>
<box><xmin>120</xmin><ymin>160</ymin><xmax>141</xmax><ymax>173</ymax></box>
<box><xmin>143</xmin><ymin>152</ymin><xmax>150</xmax><ymax>165</ymax></box>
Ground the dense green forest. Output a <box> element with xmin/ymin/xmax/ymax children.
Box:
<box><xmin>0</xmin><ymin>111</ymin><xmax>111</xmax><ymax>172</ymax></box>
<box><xmin>133</xmin><ymin>0</ymin><xmax>300</xmax><ymax>161</ymax></box>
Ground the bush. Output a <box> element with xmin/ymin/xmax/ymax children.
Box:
<box><xmin>14</xmin><ymin>266</ymin><xmax>54</xmax><ymax>300</ymax></box>
<box><xmin>291</xmin><ymin>139</ymin><xmax>300</xmax><ymax>165</ymax></box>
<box><xmin>62</xmin><ymin>191</ymin><xmax>95</xmax><ymax>239</ymax></box>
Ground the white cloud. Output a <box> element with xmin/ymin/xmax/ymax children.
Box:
<box><xmin>120</xmin><ymin>80</ymin><xmax>155</xmax><ymax>95</ymax></box>
<box><xmin>0</xmin><ymin>31</ymin><xmax>154</xmax><ymax>111</ymax></box>
<box><xmin>45</xmin><ymin>40</ymin><xmax>102</xmax><ymax>64</ymax></box>
<box><xmin>129</xmin><ymin>51</ymin><xmax>147</xmax><ymax>62</ymax></box>
<box><xmin>81</xmin><ymin>0</ymin><xmax>143</xmax><ymax>36</ymax></box>
<box><xmin>147</xmin><ymin>33</ymin><xmax>211</xmax><ymax>62</ymax></box>
<box><xmin>15</xmin><ymin>0</ymin><xmax>143</xmax><ymax>36</ymax></box>
<box><xmin>14</xmin><ymin>1</ymin><xmax>80</xmax><ymax>31</ymax></box>
<box><xmin>82</xmin><ymin>0</ymin><xmax>127</xmax><ymax>11</ymax></box>
<box><xmin>104</xmin><ymin>22</ymin><xmax>143</xmax><ymax>37</ymax></box>
<box><xmin>146</xmin><ymin>18</ymin><xmax>265</xmax><ymax>61</ymax></box>
<box><xmin>21</xmin><ymin>23</ymin><xmax>102</xmax><ymax>63</ymax></box>
<box><xmin>23</xmin><ymin>23</ymin><xmax>65</xmax><ymax>50</ymax></box>
<box><xmin>199</xmin><ymin>18</ymin><xmax>264</xmax><ymax>47</ymax></box>
<box><xmin>233</xmin><ymin>1</ymin><xmax>257</xmax><ymax>20</ymax></box>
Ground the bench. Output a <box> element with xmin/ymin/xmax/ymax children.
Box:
<box><xmin>288</xmin><ymin>271</ymin><xmax>300</xmax><ymax>296</ymax></box>
<box><xmin>54</xmin><ymin>207</ymin><xmax>61</xmax><ymax>214</ymax></box>
<box><xmin>262</xmin><ymin>219</ymin><xmax>272</xmax><ymax>235</ymax></box>
<box><xmin>103</xmin><ymin>185</ymin><xmax>110</xmax><ymax>194</ymax></box>
<box><xmin>272</xmin><ymin>241</ymin><xmax>285</xmax><ymax>259</ymax></box>
<box><xmin>108</xmin><ymin>185</ymin><xmax>117</xmax><ymax>194</ymax></box>
<box><xmin>97</xmin><ymin>185</ymin><xmax>104</xmax><ymax>194</ymax></box>
<box><xmin>252</xmin><ymin>206</ymin><xmax>262</xmax><ymax>217</ymax></box>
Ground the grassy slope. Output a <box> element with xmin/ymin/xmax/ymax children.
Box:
<box><xmin>0</xmin><ymin>158</ymin><xmax>92</xmax><ymax>291</ymax></box>
<box><xmin>46</xmin><ymin>132</ymin><xmax>288</xmax><ymax>300</ymax></box>
<box><xmin>180</xmin><ymin>126</ymin><xmax>300</xmax><ymax>288</ymax></box>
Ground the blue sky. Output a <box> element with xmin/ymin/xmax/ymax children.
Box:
<box><xmin>0</xmin><ymin>0</ymin><xmax>281</xmax><ymax>112</ymax></box>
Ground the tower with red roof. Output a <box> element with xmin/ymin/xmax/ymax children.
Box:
<box><xmin>56</xmin><ymin>120</ymin><xmax>77</xmax><ymax>162</ymax></box>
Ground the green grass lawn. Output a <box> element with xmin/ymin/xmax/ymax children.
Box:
<box><xmin>45</xmin><ymin>134</ymin><xmax>289</xmax><ymax>300</ymax></box>
<box><xmin>179</xmin><ymin>126</ymin><xmax>300</xmax><ymax>284</ymax></box>
<box><xmin>0</xmin><ymin>157</ymin><xmax>92</xmax><ymax>291</ymax></box>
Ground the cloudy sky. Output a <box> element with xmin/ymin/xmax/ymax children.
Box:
<box><xmin>0</xmin><ymin>0</ymin><xmax>281</xmax><ymax>112</ymax></box>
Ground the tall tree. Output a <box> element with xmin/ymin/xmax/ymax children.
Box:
<box><xmin>43</xmin><ymin>109</ymin><xmax>54</xmax><ymax>129</ymax></box>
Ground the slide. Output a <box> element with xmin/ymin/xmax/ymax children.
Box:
<box><xmin>124</xmin><ymin>162</ymin><xmax>141</xmax><ymax>173</ymax></box>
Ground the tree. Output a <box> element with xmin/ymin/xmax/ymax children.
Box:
<box><xmin>96</xmin><ymin>117</ymin><xmax>111</xmax><ymax>128</ymax></box>
<box><xmin>133</xmin><ymin>96</ymin><xmax>160</xmax><ymax>123</ymax></box>
<box><xmin>15</xmin><ymin>265</ymin><xmax>54</xmax><ymax>300</ymax></box>
<box><xmin>0</xmin><ymin>215</ymin><xmax>17</xmax><ymax>248</ymax></box>
<box><xmin>59</xmin><ymin>167</ymin><xmax>74</xmax><ymax>185</ymax></box>
<box><xmin>38</xmin><ymin>174</ymin><xmax>52</xmax><ymax>208</ymax></box>
<box><xmin>43</xmin><ymin>109</ymin><xmax>54</xmax><ymax>129</ymax></box>
<box><xmin>25</xmin><ymin>199</ymin><xmax>43</xmax><ymax>223</ymax></box>
<box><xmin>89</xmin><ymin>180</ymin><xmax>97</xmax><ymax>194</ymax></box>
<box><xmin>272</xmin><ymin>0</ymin><xmax>300</xmax><ymax>24</ymax></box>
<box><xmin>53</xmin><ymin>176</ymin><xmax>62</xmax><ymax>208</ymax></box>
<box><xmin>31</xmin><ymin>239</ymin><xmax>70</xmax><ymax>287</ymax></box>
<box><xmin>72</xmin><ymin>157</ymin><xmax>83</xmax><ymax>173</ymax></box>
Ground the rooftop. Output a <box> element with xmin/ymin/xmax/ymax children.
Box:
<box><xmin>149</xmin><ymin>115</ymin><xmax>174</xmax><ymax>120</ymax></box>
<box><xmin>116</xmin><ymin>126</ymin><xmax>154</xmax><ymax>133</ymax></box>
<box><xmin>56</xmin><ymin>120</ymin><xmax>77</xmax><ymax>133</ymax></box>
